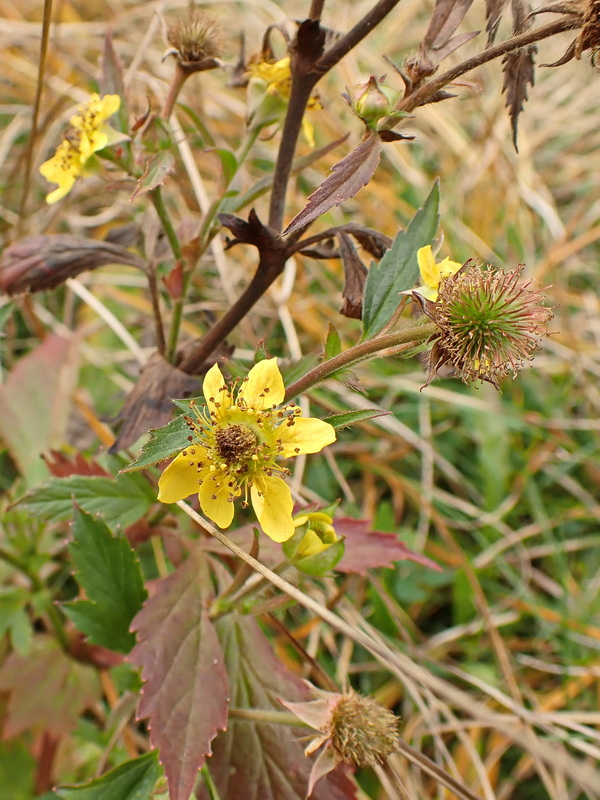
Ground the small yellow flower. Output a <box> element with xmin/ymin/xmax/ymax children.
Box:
<box><xmin>246</xmin><ymin>56</ymin><xmax>321</xmax><ymax>146</ymax></box>
<box><xmin>413</xmin><ymin>245</ymin><xmax>463</xmax><ymax>301</ymax></box>
<box><xmin>157</xmin><ymin>359</ymin><xmax>336</xmax><ymax>542</ymax></box>
<box><xmin>293</xmin><ymin>511</ymin><xmax>339</xmax><ymax>558</ymax></box>
<box><xmin>39</xmin><ymin>93</ymin><xmax>122</xmax><ymax>204</ymax></box>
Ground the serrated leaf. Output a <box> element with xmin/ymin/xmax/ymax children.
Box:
<box><xmin>131</xmin><ymin>152</ymin><xmax>175</xmax><ymax>200</ymax></box>
<box><xmin>128</xmin><ymin>550</ymin><xmax>228</xmax><ymax>800</ymax></box>
<box><xmin>16</xmin><ymin>472</ymin><xmax>155</xmax><ymax>529</ymax></box>
<box><xmin>63</xmin><ymin>508</ymin><xmax>147</xmax><ymax>653</ymax></box>
<box><xmin>283</xmin><ymin>135</ymin><xmax>382</xmax><ymax>237</ymax></box>
<box><xmin>337</xmin><ymin>231</ymin><xmax>368</xmax><ymax>319</ymax></box>
<box><xmin>324</xmin><ymin>324</ymin><xmax>342</xmax><ymax>359</ymax></box>
<box><xmin>197</xmin><ymin>614</ymin><xmax>357</xmax><ymax>800</ymax></box>
<box><xmin>120</xmin><ymin>414</ymin><xmax>192</xmax><ymax>473</ymax></box>
<box><xmin>502</xmin><ymin>46</ymin><xmax>536</xmax><ymax>150</ymax></box>
<box><xmin>334</xmin><ymin>518</ymin><xmax>442</xmax><ymax>574</ymax></box>
<box><xmin>55</xmin><ymin>752</ymin><xmax>160</xmax><ymax>800</ymax></box>
<box><xmin>0</xmin><ymin>635</ymin><xmax>101</xmax><ymax>737</ymax></box>
<box><xmin>326</xmin><ymin>409</ymin><xmax>391</xmax><ymax>429</ymax></box>
<box><xmin>362</xmin><ymin>182</ymin><xmax>440</xmax><ymax>339</ymax></box>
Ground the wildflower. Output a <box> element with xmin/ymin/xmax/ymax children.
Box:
<box><xmin>157</xmin><ymin>359</ymin><xmax>336</xmax><ymax>541</ymax></box>
<box><xmin>282</xmin><ymin>508</ymin><xmax>345</xmax><ymax>575</ymax></box>
<box><xmin>411</xmin><ymin>245</ymin><xmax>463</xmax><ymax>301</ymax></box>
<box><xmin>415</xmin><ymin>263</ymin><xmax>554</xmax><ymax>387</ymax></box>
<box><xmin>246</xmin><ymin>56</ymin><xmax>321</xmax><ymax>146</ymax></box>
<box><xmin>282</xmin><ymin>687</ymin><xmax>399</xmax><ymax>795</ymax></box>
<box><xmin>39</xmin><ymin>94</ymin><xmax>122</xmax><ymax>204</ymax></box>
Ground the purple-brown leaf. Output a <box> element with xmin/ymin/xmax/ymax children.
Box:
<box><xmin>129</xmin><ymin>550</ymin><xmax>229</xmax><ymax>800</ymax></box>
<box><xmin>334</xmin><ymin>518</ymin><xmax>442</xmax><ymax>575</ymax></box>
<box><xmin>485</xmin><ymin>0</ymin><xmax>510</xmax><ymax>43</ymax></box>
<box><xmin>197</xmin><ymin>614</ymin><xmax>357</xmax><ymax>800</ymax></box>
<box><xmin>502</xmin><ymin>0</ymin><xmax>536</xmax><ymax>150</ymax></box>
<box><xmin>283</xmin><ymin>135</ymin><xmax>382</xmax><ymax>237</ymax></box>
<box><xmin>0</xmin><ymin>234</ymin><xmax>145</xmax><ymax>295</ymax></box>
<box><xmin>0</xmin><ymin>635</ymin><xmax>101</xmax><ymax>737</ymax></box>
<box><xmin>337</xmin><ymin>232</ymin><xmax>367</xmax><ymax>319</ymax></box>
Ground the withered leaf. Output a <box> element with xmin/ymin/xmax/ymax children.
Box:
<box><xmin>485</xmin><ymin>0</ymin><xmax>510</xmax><ymax>43</ymax></box>
<box><xmin>423</xmin><ymin>0</ymin><xmax>475</xmax><ymax>49</ymax></box>
<box><xmin>337</xmin><ymin>231</ymin><xmax>368</xmax><ymax>319</ymax></box>
<box><xmin>343</xmin><ymin>223</ymin><xmax>392</xmax><ymax>258</ymax></box>
<box><xmin>282</xmin><ymin>135</ymin><xmax>382</xmax><ymax>237</ymax></box>
<box><xmin>110</xmin><ymin>351</ymin><xmax>202</xmax><ymax>453</ymax></box>
<box><xmin>0</xmin><ymin>235</ymin><xmax>145</xmax><ymax>296</ymax></box>
<box><xmin>502</xmin><ymin>45</ymin><xmax>536</xmax><ymax>149</ymax></box>
<box><xmin>129</xmin><ymin>550</ymin><xmax>228</xmax><ymax>800</ymax></box>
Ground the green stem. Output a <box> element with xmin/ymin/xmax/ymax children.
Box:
<box><xmin>228</xmin><ymin>708</ymin><xmax>312</xmax><ymax>727</ymax></box>
<box><xmin>149</xmin><ymin>187</ymin><xmax>187</xmax><ymax>362</ymax></box>
<box><xmin>199</xmin><ymin>765</ymin><xmax>221</xmax><ymax>800</ymax></box>
<box><xmin>284</xmin><ymin>322</ymin><xmax>436</xmax><ymax>401</ymax></box>
<box><xmin>0</xmin><ymin>546</ymin><xmax>69</xmax><ymax>651</ymax></box>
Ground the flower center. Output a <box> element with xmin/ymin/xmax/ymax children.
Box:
<box><xmin>214</xmin><ymin>424</ymin><xmax>258</xmax><ymax>464</ymax></box>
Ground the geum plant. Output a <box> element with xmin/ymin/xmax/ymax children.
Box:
<box><xmin>2</xmin><ymin>0</ymin><xmax>597</xmax><ymax>798</ymax></box>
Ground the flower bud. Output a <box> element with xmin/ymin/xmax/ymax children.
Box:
<box><xmin>347</xmin><ymin>76</ymin><xmax>404</xmax><ymax>130</ymax></box>
<box><xmin>282</xmin><ymin>511</ymin><xmax>344</xmax><ymax>575</ymax></box>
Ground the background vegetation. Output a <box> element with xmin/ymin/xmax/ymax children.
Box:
<box><xmin>0</xmin><ymin>1</ymin><xmax>599</xmax><ymax>799</ymax></box>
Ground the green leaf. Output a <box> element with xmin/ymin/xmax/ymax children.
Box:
<box><xmin>63</xmin><ymin>508</ymin><xmax>147</xmax><ymax>653</ymax></box>
<box><xmin>16</xmin><ymin>472</ymin><xmax>155</xmax><ymax>529</ymax></box>
<box><xmin>214</xmin><ymin>148</ymin><xmax>238</xmax><ymax>185</ymax></box>
<box><xmin>121</xmin><ymin>414</ymin><xmax>192</xmax><ymax>473</ymax></box>
<box><xmin>362</xmin><ymin>181</ymin><xmax>440</xmax><ymax>339</ymax></box>
<box><xmin>55</xmin><ymin>752</ymin><xmax>160</xmax><ymax>800</ymax></box>
<box><xmin>326</xmin><ymin>409</ymin><xmax>391</xmax><ymax>429</ymax></box>
<box><xmin>323</xmin><ymin>324</ymin><xmax>342</xmax><ymax>359</ymax></box>
<box><xmin>131</xmin><ymin>151</ymin><xmax>175</xmax><ymax>199</ymax></box>
<box><xmin>0</xmin><ymin>588</ymin><xmax>32</xmax><ymax>654</ymax></box>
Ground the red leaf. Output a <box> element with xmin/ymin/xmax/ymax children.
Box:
<box><xmin>0</xmin><ymin>334</ymin><xmax>78</xmax><ymax>484</ymax></box>
<box><xmin>0</xmin><ymin>635</ymin><xmax>101</xmax><ymax>737</ymax></box>
<box><xmin>334</xmin><ymin>518</ymin><xmax>442</xmax><ymax>574</ymax></box>
<box><xmin>43</xmin><ymin>450</ymin><xmax>112</xmax><ymax>478</ymax></box>
<box><xmin>128</xmin><ymin>550</ymin><xmax>228</xmax><ymax>800</ymax></box>
<box><xmin>283</xmin><ymin>135</ymin><xmax>382</xmax><ymax>237</ymax></box>
<box><xmin>197</xmin><ymin>614</ymin><xmax>357</xmax><ymax>800</ymax></box>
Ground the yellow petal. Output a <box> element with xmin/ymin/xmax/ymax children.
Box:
<box><xmin>157</xmin><ymin>449</ymin><xmax>208</xmax><ymax>503</ymax></box>
<box><xmin>437</xmin><ymin>256</ymin><xmax>463</xmax><ymax>279</ymax></box>
<box><xmin>417</xmin><ymin>246</ymin><xmax>439</xmax><ymax>289</ymax></box>
<box><xmin>251</xmin><ymin>475</ymin><xmax>294</xmax><ymax>542</ymax></box>
<box><xmin>239</xmin><ymin>358</ymin><xmax>285</xmax><ymax>409</ymax></box>
<box><xmin>296</xmin><ymin>529</ymin><xmax>329</xmax><ymax>557</ymax></box>
<box><xmin>278</xmin><ymin>417</ymin><xmax>336</xmax><ymax>457</ymax></box>
<box><xmin>199</xmin><ymin>476</ymin><xmax>236</xmax><ymax>528</ymax></box>
<box><xmin>301</xmin><ymin>116</ymin><xmax>316</xmax><ymax>148</ymax></box>
<box><xmin>203</xmin><ymin>362</ymin><xmax>231</xmax><ymax>417</ymax></box>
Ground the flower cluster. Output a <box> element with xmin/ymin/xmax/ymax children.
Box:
<box><xmin>39</xmin><ymin>94</ymin><xmax>122</xmax><ymax>204</ymax></box>
<box><xmin>157</xmin><ymin>359</ymin><xmax>336</xmax><ymax>541</ymax></box>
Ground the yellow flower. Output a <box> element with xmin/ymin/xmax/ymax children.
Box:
<box><xmin>293</xmin><ymin>511</ymin><xmax>339</xmax><ymax>558</ymax></box>
<box><xmin>157</xmin><ymin>359</ymin><xmax>336</xmax><ymax>542</ymax></box>
<box><xmin>413</xmin><ymin>245</ymin><xmax>463</xmax><ymax>301</ymax></box>
<box><xmin>39</xmin><ymin>93</ymin><xmax>122</xmax><ymax>204</ymax></box>
<box><xmin>246</xmin><ymin>56</ymin><xmax>321</xmax><ymax>147</ymax></box>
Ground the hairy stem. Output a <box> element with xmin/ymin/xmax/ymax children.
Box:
<box><xmin>284</xmin><ymin>323</ymin><xmax>436</xmax><ymax>401</ymax></box>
